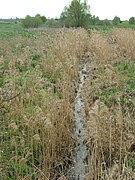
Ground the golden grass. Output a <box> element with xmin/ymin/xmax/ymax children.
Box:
<box><xmin>1</xmin><ymin>28</ymin><xmax>135</xmax><ymax>179</ymax></box>
<box><xmin>0</xmin><ymin>28</ymin><xmax>89</xmax><ymax>179</ymax></box>
<box><xmin>82</xmin><ymin>28</ymin><xmax>135</xmax><ymax>179</ymax></box>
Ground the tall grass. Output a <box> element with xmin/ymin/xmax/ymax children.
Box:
<box><xmin>0</xmin><ymin>28</ymin><xmax>89</xmax><ymax>179</ymax></box>
<box><xmin>0</xmin><ymin>27</ymin><xmax>135</xmax><ymax>179</ymax></box>
<box><xmin>82</xmin><ymin>28</ymin><xmax>135</xmax><ymax>179</ymax></box>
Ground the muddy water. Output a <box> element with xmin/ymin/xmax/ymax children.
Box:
<box><xmin>69</xmin><ymin>62</ymin><xmax>88</xmax><ymax>179</ymax></box>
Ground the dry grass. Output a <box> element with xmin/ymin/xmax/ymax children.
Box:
<box><xmin>108</xmin><ymin>28</ymin><xmax>135</xmax><ymax>62</ymax></box>
<box><xmin>82</xmin><ymin>28</ymin><xmax>135</xmax><ymax>179</ymax></box>
<box><xmin>0</xmin><ymin>28</ymin><xmax>89</xmax><ymax>179</ymax></box>
<box><xmin>0</xmin><ymin>28</ymin><xmax>135</xmax><ymax>179</ymax></box>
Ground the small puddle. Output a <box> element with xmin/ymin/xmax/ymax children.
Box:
<box><xmin>69</xmin><ymin>62</ymin><xmax>88</xmax><ymax>179</ymax></box>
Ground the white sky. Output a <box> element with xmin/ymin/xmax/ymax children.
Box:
<box><xmin>0</xmin><ymin>0</ymin><xmax>135</xmax><ymax>20</ymax></box>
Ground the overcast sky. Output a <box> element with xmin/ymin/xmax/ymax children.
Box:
<box><xmin>0</xmin><ymin>0</ymin><xmax>135</xmax><ymax>20</ymax></box>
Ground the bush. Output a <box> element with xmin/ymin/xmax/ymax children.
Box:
<box><xmin>22</xmin><ymin>15</ymin><xmax>43</xmax><ymax>28</ymax></box>
<box><xmin>129</xmin><ymin>17</ymin><xmax>135</xmax><ymax>24</ymax></box>
<box><xmin>113</xmin><ymin>16</ymin><xmax>120</xmax><ymax>25</ymax></box>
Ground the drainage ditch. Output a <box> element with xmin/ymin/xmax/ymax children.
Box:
<box><xmin>68</xmin><ymin>59</ymin><xmax>88</xmax><ymax>180</ymax></box>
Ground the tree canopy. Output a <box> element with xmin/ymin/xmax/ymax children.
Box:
<box><xmin>60</xmin><ymin>0</ymin><xmax>91</xmax><ymax>28</ymax></box>
<box><xmin>22</xmin><ymin>14</ymin><xmax>46</xmax><ymax>28</ymax></box>
<box><xmin>112</xmin><ymin>16</ymin><xmax>120</xmax><ymax>25</ymax></box>
<box><xmin>129</xmin><ymin>17</ymin><xmax>135</xmax><ymax>24</ymax></box>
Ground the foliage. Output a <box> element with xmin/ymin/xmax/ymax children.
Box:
<box><xmin>127</xmin><ymin>157</ymin><xmax>135</xmax><ymax>171</ymax></box>
<box><xmin>95</xmin><ymin>19</ymin><xmax>111</xmax><ymax>26</ymax></box>
<box><xmin>60</xmin><ymin>0</ymin><xmax>91</xmax><ymax>27</ymax></box>
<box><xmin>90</xmin><ymin>15</ymin><xmax>100</xmax><ymax>25</ymax></box>
<box><xmin>113</xmin><ymin>16</ymin><xmax>121</xmax><ymax>25</ymax></box>
<box><xmin>0</xmin><ymin>23</ymin><xmax>35</xmax><ymax>39</ymax></box>
<box><xmin>45</xmin><ymin>18</ymin><xmax>61</xmax><ymax>27</ymax></box>
<box><xmin>129</xmin><ymin>17</ymin><xmax>135</xmax><ymax>24</ymax></box>
<box><xmin>22</xmin><ymin>15</ymin><xmax>44</xmax><ymax>28</ymax></box>
<box><xmin>35</xmin><ymin>14</ymin><xmax>47</xmax><ymax>23</ymax></box>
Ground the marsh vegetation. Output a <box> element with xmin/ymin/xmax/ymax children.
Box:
<box><xmin>0</xmin><ymin>25</ymin><xmax>135</xmax><ymax>179</ymax></box>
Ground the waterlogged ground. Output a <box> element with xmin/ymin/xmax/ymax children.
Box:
<box><xmin>69</xmin><ymin>60</ymin><xmax>88</xmax><ymax>179</ymax></box>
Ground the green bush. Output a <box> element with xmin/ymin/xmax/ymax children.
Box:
<box><xmin>22</xmin><ymin>15</ymin><xmax>43</xmax><ymax>28</ymax></box>
<box><xmin>113</xmin><ymin>16</ymin><xmax>121</xmax><ymax>25</ymax></box>
<box><xmin>129</xmin><ymin>17</ymin><xmax>135</xmax><ymax>24</ymax></box>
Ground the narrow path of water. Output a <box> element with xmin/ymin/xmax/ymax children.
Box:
<box><xmin>69</xmin><ymin>61</ymin><xmax>88</xmax><ymax>180</ymax></box>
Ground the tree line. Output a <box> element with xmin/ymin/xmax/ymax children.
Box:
<box><xmin>21</xmin><ymin>0</ymin><xmax>135</xmax><ymax>28</ymax></box>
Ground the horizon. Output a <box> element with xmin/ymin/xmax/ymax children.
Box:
<box><xmin>0</xmin><ymin>0</ymin><xmax>135</xmax><ymax>21</ymax></box>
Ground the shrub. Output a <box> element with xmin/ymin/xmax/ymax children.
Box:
<box><xmin>129</xmin><ymin>17</ymin><xmax>135</xmax><ymax>24</ymax></box>
<box><xmin>22</xmin><ymin>15</ymin><xmax>43</xmax><ymax>28</ymax></box>
<box><xmin>113</xmin><ymin>16</ymin><xmax>120</xmax><ymax>25</ymax></box>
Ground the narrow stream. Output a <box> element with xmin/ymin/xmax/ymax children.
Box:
<box><xmin>69</xmin><ymin>61</ymin><xmax>88</xmax><ymax>179</ymax></box>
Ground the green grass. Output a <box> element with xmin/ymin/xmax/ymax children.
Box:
<box><xmin>116</xmin><ymin>23</ymin><xmax>135</xmax><ymax>29</ymax></box>
<box><xmin>87</xmin><ymin>23</ymin><xmax>135</xmax><ymax>31</ymax></box>
<box><xmin>127</xmin><ymin>156</ymin><xmax>135</xmax><ymax>171</ymax></box>
<box><xmin>113</xmin><ymin>62</ymin><xmax>135</xmax><ymax>93</ymax></box>
<box><xmin>97</xmin><ymin>62</ymin><xmax>135</xmax><ymax>108</ymax></box>
<box><xmin>0</xmin><ymin>22</ymin><xmax>35</xmax><ymax>39</ymax></box>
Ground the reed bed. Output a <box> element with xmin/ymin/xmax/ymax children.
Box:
<box><xmin>0</xmin><ymin>28</ymin><xmax>89</xmax><ymax>179</ymax></box>
<box><xmin>82</xmin><ymin>28</ymin><xmax>135</xmax><ymax>179</ymax></box>
<box><xmin>0</xmin><ymin>27</ymin><xmax>135</xmax><ymax>179</ymax></box>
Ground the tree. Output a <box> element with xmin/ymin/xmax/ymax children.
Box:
<box><xmin>22</xmin><ymin>15</ymin><xmax>43</xmax><ymax>28</ymax></box>
<box><xmin>90</xmin><ymin>15</ymin><xmax>100</xmax><ymax>25</ymax></box>
<box><xmin>113</xmin><ymin>16</ymin><xmax>120</xmax><ymax>25</ymax></box>
<box><xmin>103</xmin><ymin>19</ymin><xmax>111</xmax><ymax>26</ymax></box>
<box><xmin>45</xmin><ymin>18</ymin><xmax>61</xmax><ymax>27</ymax></box>
<box><xmin>129</xmin><ymin>17</ymin><xmax>135</xmax><ymax>24</ymax></box>
<box><xmin>35</xmin><ymin>14</ymin><xmax>47</xmax><ymax>23</ymax></box>
<box><xmin>60</xmin><ymin>0</ymin><xmax>91</xmax><ymax>28</ymax></box>
<box><xmin>41</xmin><ymin>16</ymin><xmax>47</xmax><ymax>23</ymax></box>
